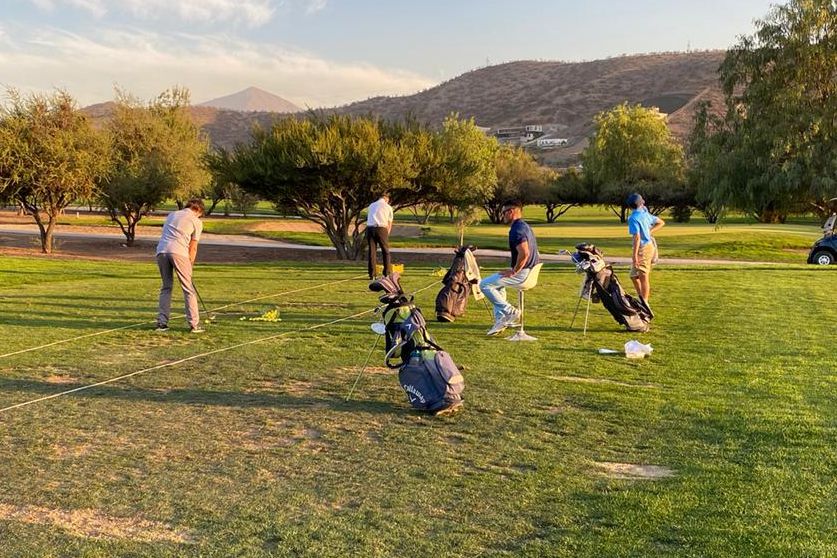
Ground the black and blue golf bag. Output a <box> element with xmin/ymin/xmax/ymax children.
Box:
<box><xmin>369</xmin><ymin>273</ymin><xmax>464</xmax><ymax>414</ymax></box>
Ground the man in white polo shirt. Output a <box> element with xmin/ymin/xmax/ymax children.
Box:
<box><xmin>366</xmin><ymin>193</ymin><xmax>393</xmax><ymax>279</ymax></box>
<box><xmin>155</xmin><ymin>198</ymin><xmax>205</xmax><ymax>333</ymax></box>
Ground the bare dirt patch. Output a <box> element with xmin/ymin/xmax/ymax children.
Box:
<box><xmin>596</xmin><ymin>462</ymin><xmax>675</xmax><ymax>480</ymax></box>
<box><xmin>248</xmin><ymin>221</ymin><xmax>324</xmax><ymax>233</ymax></box>
<box><xmin>44</xmin><ymin>375</ymin><xmax>77</xmax><ymax>384</ymax></box>
<box><xmin>0</xmin><ymin>503</ymin><xmax>193</xmax><ymax>544</ymax></box>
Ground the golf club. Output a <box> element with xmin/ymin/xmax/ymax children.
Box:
<box><xmin>191</xmin><ymin>280</ymin><xmax>216</xmax><ymax>324</ymax></box>
<box><xmin>345</xmin><ymin>325</ymin><xmax>383</xmax><ymax>401</ymax></box>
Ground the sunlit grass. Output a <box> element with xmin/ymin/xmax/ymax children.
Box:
<box><xmin>0</xmin><ymin>257</ymin><xmax>834</xmax><ymax>556</ymax></box>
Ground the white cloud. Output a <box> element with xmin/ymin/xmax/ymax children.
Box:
<box><xmin>28</xmin><ymin>0</ymin><xmax>277</xmax><ymax>26</ymax></box>
<box><xmin>304</xmin><ymin>0</ymin><xmax>327</xmax><ymax>14</ymax></box>
<box><xmin>0</xmin><ymin>26</ymin><xmax>436</xmax><ymax>108</ymax></box>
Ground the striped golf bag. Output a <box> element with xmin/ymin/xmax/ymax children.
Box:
<box><xmin>370</xmin><ymin>273</ymin><xmax>464</xmax><ymax>413</ymax></box>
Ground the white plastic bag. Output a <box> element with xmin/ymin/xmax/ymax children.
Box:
<box><xmin>624</xmin><ymin>340</ymin><xmax>653</xmax><ymax>359</ymax></box>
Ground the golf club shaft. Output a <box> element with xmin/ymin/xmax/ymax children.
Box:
<box><xmin>192</xmin><ymin>281</ymin><xmax>209</xmax><ymax>313</ymax></box>
<box><xmin>345</xmin><ymin>334</ymin><xmax>381</xmax><ymax>401</ymax></box>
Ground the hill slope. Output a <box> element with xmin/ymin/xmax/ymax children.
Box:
<box><xmin>84</xmin><ymin>52</ymin><xmax>728</xmax><ymax>158</ymax></box>
<box><xmin>335</xmin><ymin>51</ymin><xmax>725</xmax><ymax>134</ymax></box>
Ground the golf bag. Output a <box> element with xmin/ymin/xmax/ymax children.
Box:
<box><xmin>571</xmin><ymin>243</ymin><xmax>653</xmax><ymax>333</ymax></box>
<box><xmin>435</xmin><ymin>245</ymin><xmax>479</xmax><ymax>322</ymax></box>
<box><xmin>370</xmin><ymin>274</ymin><xmax>464</xmax><ymax>413</ymax></box>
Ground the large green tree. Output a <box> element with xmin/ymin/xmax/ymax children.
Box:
<box><xmin>98</xmin><ymin>88</ymin><xmax>210</xmax><ymax>245</ymax></box>
<box><xmin>530</xmin><ymin>167</ymin><xmax>590</xmax><ymax>223</ymax></box>
<box><xmin>414</xmin><ymin>115</ymin><xmax>497</xmax><ymax>234</ymax></box>
<box><xmin>700</xmin><ymin>0</ymin><xmax>837</xmax><ymax>223</ymax></box>
<box><xmin>0</xmin><ymin>90</ymin><xmax>108</xmax><ymax>253</ymax></box>
<box><xmin>484</xmin><ymin>145</ymin><xmax>549</xmax><ymax>223</ymax></box>
<box><xmin>224</xmin><ymin>114</ymin><xmax>418</xmax><ymax>259</ymax></box>
<box><xmin>582</xmin><ymin>103</ymin><xmax>686</xmax><ymax>222</ymax></box>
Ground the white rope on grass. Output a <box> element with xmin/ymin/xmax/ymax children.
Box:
<box><xmin>0</xmin><ymin>278</ymin><xmax>442</xmax><ymax>415</ymax></box>
<box><xmin>0</xmin><ymin>309</ymin><xmax>374</xmax><ymax>414</ymax></box>
<box><xmin>0</xmin><ymin>274</ymin><xmax>367</xmax><ymax>359</ymax></box>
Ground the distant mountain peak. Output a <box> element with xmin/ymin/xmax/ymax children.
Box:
<box><xmin>198</xmin><ymin>87</ymin><xmax>301</xmax><ymax>113</ymax></box>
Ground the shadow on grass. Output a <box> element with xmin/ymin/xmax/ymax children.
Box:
<box><xmin>0</xmin><ymin>377</ymin><xmax>402</xmax><ymax>415</ymax></box>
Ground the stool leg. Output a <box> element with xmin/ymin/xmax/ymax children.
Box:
<box><xmin>507</xmin><ymin>289</ymin><xmax>537</xmax><ymax>341</ymax></box>
<box><xmin>518</xmin><ymin>289</ymin><xmax>525</xmax><ymax>331</ymax></box>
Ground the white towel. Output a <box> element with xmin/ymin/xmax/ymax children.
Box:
<box><xmin>463</xmin><ymin>249</ymin><xmax>484</xmax><ymax>300</ymax></box>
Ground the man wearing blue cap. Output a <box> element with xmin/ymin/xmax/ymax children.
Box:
<box><xmin>626</xmin><ymin>193</ymin><xmax>664</xmax><ymax>301</ymax></box>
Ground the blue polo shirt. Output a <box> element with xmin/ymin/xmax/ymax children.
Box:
<box><xmin>627</xmin><ymin>208</ymin><xmax>659</xmax><ymax>246</ymax></box>
<box><xmin>509</xmin><ymin>219</ymin><xmax>539</xmax><ymax>269</ymax></box>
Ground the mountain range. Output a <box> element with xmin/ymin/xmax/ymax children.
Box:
<box><xmin>83</xmin><ymin>51</ymin><xmax>729</xmax><ymax>163</ymax></box>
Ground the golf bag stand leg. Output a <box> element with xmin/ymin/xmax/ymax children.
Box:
<box><xmin>582</xmin><ymin>292</ymin><xmax>592</xmax><ymax>336</ymax></box>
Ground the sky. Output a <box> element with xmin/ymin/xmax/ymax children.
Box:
<box><xmin>0</xmin><ymin>0</ymin><xmax>777</xmax><ymax>108</ymax></box>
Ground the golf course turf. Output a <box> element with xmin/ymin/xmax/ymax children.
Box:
<box><xmin>0</xmin><ymin>257</ymin><xmax>834</xmax><ymax>556</ymax></box>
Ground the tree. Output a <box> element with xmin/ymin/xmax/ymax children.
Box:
<box><xmin>706</xmin><ymin>0</ymin><xmax>837</xmax><ymax>223</ymax></box>
<box><xmin>582</xmin><ymin>103</ymin><xmax>686</xmax><ymax>222</ymax></box>
<box><xmin>484</xmin><ymin>145</ymin><xmax>549</xmax><ymax>223</ymax></box>
<box><xmin>686</xmin><ymin>101</ymin><xmax>727</xmax><ymax>223</ymax></box>
<box><xmin>412</xmin><ymin>115</ymin><xmax>498</xmax><ymax>235</ymax></box>
<box><xmin>224</xmin><ymin>114</ymin><xmax>419</xmax><ymax>260</ymax></box>
<box><xmin>98</xmin><ymin>88</ymin><xmax>210</xmax><ymax>246</ymax></box>
<box><xmin>0</xmin><ymin>90</ymin><xmax>108</xmax><ymax>253</ymax></box>
<box><xmin>531</xmin><ymin>167</ymin><xmax>589</xmax><ymax>223</ymax></box>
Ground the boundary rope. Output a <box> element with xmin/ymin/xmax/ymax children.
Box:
<box><xmin>0</xmin><ymin>278</ymin><xmax>442</xmax><ymax>415</ymax></box>
<box><xmin>0</xmin><ymin>274</ymin><xmax>367</xmax><ymax>359</ymax></box>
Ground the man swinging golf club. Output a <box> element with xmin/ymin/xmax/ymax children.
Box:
<box><xmin>155</xmin><ymin>198</ymin><xmax>205</xmax><ymax>333</ymax></box>
<box><xmin>479</xmin><ymin>200</ymin><xmax>540</xmax><ymax>336</ymax></box>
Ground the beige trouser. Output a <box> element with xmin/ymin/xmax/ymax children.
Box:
<box><xmin>157</xmin><ymin>253</ymin><xmax>200</xmax><ymax>329</ymax></box>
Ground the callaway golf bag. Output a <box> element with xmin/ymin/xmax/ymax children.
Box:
<box><xmin>435</xmin><ymin>245</ymin><xmax>479</xmax><ymax>322</ymax></box>
<box><xmin>571</xmin><ymin>243</ymin><xmax>653</xmax><ymax>333</ymax></box>
<box><xmin>369</xmin><ymin>273</ymin><xmax>464</xmax><ymax>413</ymax></box>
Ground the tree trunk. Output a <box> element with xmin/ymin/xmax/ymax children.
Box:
<box><xmin>546</xmin><ymin>203</ymin><xmax>556</xmax><ymax>223</ymax></box>
<box><xmin>38</xmin><ymin>215</ymin><xmax>57</xmax><ymax>254</ymax></box>
<box><xmin>484</xmin><ymin>203</ymin><xmax>504</xmax><ymax>224</ymax></box>
<box><xmin>205</xmin><ymin>197</ymin><xmax>222</xmax><ymax>216</ymax></box>
<box><xmin>755</xmin><ymin>209</ymin><xmax>787</xmax><ymax>223</ymax></box>
<box><xmin>125</xmin><ymin>216</ymin><xmax>138</xmax><ymax>247</ymax></box>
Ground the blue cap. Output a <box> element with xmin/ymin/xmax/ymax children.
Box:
<box><xmin>626</xmin><ymin>193</ymin><xmax>644</xmax><ymax>209</ymax></box>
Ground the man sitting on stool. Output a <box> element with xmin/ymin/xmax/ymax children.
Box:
<box><xmin>479</xmin><ymin>200</ymin><xmax>540</xmax><ymax>336</ymax></box>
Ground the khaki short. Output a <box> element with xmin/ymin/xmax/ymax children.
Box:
<box><xmin>630</xmin><ymin>242</ymin><xmax>656</xmax><ymax>278</ymax></box>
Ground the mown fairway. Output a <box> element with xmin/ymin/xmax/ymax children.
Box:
<box><xmin>0</xmin><ymin>257</ymin><xmax>834</xmax><ymax>557</ymax></box>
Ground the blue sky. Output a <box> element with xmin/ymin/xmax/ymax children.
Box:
<box><xmin>1</xmin><ymin>0</ymin><xmax>776</xmax><ymax>107</ymax></box>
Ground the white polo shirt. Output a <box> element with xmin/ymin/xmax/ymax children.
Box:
<box><xmin>366</xmin><ymin>198</ymin><xmax>393</xmax><ymax>228</ymax></box>
<box><xmin>156</xmin><ymin>208</ymin><xmax>203</xmax><ymax>258</ymax></box>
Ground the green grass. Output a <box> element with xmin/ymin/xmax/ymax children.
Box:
<box><xmin>0</xmin><ymin>257</ymin><xmax>834</xmax><ymax>556</ymax></box>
